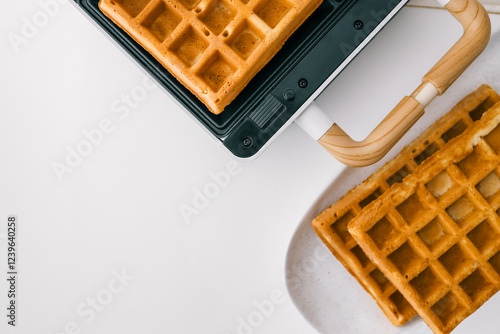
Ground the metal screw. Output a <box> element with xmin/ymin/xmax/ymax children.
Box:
<box><xmin>298</xmin><ymin>79</ymin><xmax>308</xmax><ymax>88</ymax></box>
<box><xmin>354</xmin><ymin>20</ymin><xmax>363</xmax><ymax>30</ymax></box>
<box><xmin>242</xmin><ymin>138</ymin><xmax>252</xmax><ymax>147</ymax></box>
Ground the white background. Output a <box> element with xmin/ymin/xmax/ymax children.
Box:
<box><xmin>0</xmin><ymin>1</ymin><xmax>499</xmax><ymax>334</ymax></box>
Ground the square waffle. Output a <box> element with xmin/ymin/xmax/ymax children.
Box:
<box><xmin>348</xmin><ymin>102</ymin><xmax>500</xmax><ymax>334</ymax></box>
<box><xmin>99</xmin><ymin>0</ymin><xmax>322</xmax><ymax>114</ymax></box>
<box><xmin>312</xmin><ymin>85</ymin><xmax>500</xmax><ymax>326</ymax></box>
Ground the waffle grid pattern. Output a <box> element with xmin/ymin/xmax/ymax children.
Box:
<box><xmin>99</xmin><ymin>0</ymin><xmax>321</xmax><ymax>113</ymax></box>
<box><xmin>312</xmin><ymin>85</ymin><xmax>500</xmax><ymax>326</ymax></box>
<box><xmin>349</xmin><ymin>103</ymin><xmax>500</xmax><ymax>334</ymax></box>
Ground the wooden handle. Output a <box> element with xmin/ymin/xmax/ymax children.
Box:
<box><xmin>318</xmin><ymin>0</ymin><xmax>490</xmax><ymax>167</ymax></box>
<box><xmin>319</xmin><ymin>97</ymin><xmax>424</xmax><ymax>166</ymax></box>
<box><xmin>424</xmin><ymin>0</ymin><xmax>491</xmax><ymax>94</ymax></box>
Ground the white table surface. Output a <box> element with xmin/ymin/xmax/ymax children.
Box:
<box><xmin>0</xmin><ymin>1</ymin><xmax>499</xmax><ymax>334</ymax></box>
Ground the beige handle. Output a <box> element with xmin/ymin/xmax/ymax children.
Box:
<box><xmin>318</xmin><ymin>0</ymin><xmax>491</xmax><ymax>167</ymax></box>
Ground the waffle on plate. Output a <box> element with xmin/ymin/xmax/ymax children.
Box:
<box><xmin>313</xmin><ymin>85</ymin><xmax>500</xmax><ymax>327</ymax></box>
<box><xmin>349</xmin><ymin>100</ymin><xmax>500</xmax><ymax>334</ymax></box>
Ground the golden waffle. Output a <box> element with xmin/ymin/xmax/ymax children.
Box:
<box><xmin>312</xmin><ymin>85</ymin><xmax>500</xmax><ymax>326</ymax></box>
<box><xmin>99</xmin><ymin>0</ymin><xmax>322</xmax><ymax>114</ymax></box>
<box><xmin>348</xmin><ymin>102</ymin><xmax>500</xmax><ymax>334</ymax></box>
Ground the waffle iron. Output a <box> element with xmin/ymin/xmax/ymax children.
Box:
<box><xmin>71</xmin><ymin>0</ymin><xmax>491</xmax><ymax>165</ymax></box>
